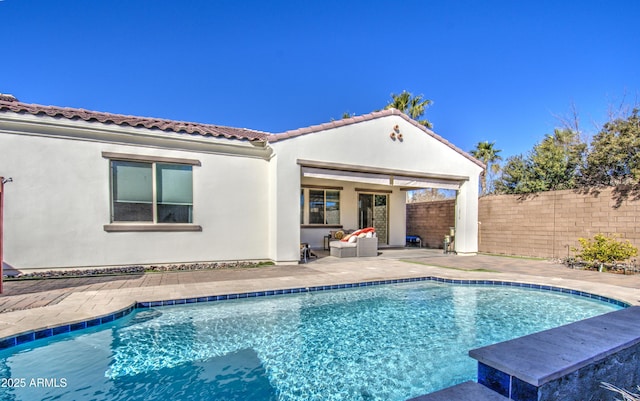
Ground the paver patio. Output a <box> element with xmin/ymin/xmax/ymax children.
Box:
<box><xmin>0</xmin><ymin>248</ymin><xmax>639</xmax><ymax>341</ymax></box>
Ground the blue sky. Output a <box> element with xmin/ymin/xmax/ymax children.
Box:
<box><xmin>2</xmin><ymin>0</ymin><xmax>638</xmax><ymax>159</ymax></box>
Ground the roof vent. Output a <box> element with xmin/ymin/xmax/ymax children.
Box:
<box><xmin>0</xmin><ymin>94</ymin><xmax>18</xmax><ymax>102</ymax></box>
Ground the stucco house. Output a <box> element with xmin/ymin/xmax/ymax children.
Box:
<box><xmin>0</xmin><ymin>94</ymin><xmax>483</xmax><ymax>271</ymax></box>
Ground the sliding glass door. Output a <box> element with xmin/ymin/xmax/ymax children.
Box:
<box><xmin>358</xmin><ymin>193</ymin><xmax>388</xmax><ymax>244</ymax></box>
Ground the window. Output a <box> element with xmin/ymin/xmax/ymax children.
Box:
<box><xmin>156</xmin><ymin>163</ymin><xmax>194</xmax><ymax>223</ymax></box>
<box><xmin>111</xmin><ymin>160</ymin><xmax>193</xmax><ymax>223</ymax></box>
<box><xmin>306</xmin><ymin>189</ymin><xmax>340</xmax><ymax>225</ymax></box>
<box><xmin>103</xmin><ymin>152</ymin><xmax>200</xmax><ymax>230</ymax></box>
<box><xmin>111</xmin><ymin>161</ymin><xmax>154</xmax><ymax>222</ymax></box>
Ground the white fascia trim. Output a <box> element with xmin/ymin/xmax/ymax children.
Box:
<box><xmin>0</xmin><ymin>113</ymin><xmax>273</xmax><ymax>160</ymax></box>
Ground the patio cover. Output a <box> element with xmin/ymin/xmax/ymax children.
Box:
<box><xmin>299</xmin><ymin>159</ymin><xmax>466</xmax><ymax>190</ymax></box>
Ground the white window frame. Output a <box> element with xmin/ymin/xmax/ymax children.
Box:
<box><xmin>300</xmin><ymin>186</ymin><xmax>342</xmax><ymax>226</ymax></box>
<box><xmin>102</xmin><ymin>152</ymin><xmax>202</xmax><ymax>232</ymax></box>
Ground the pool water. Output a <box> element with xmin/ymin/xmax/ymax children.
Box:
<box><xmin>0</xmin><ymin>282</ymin><xmax>622</xmax><ymax>401</ymax></box>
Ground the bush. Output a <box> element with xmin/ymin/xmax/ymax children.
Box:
<box><xmin>573</xmin><ymin>233</ymin><xmax>638</xmax><ymax>264</ymax></box>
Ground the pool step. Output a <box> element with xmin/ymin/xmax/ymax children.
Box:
<box><xmin>407</xmin><ymin>381</ymin><xmax>509</xmax><ymax>401</ymax></box>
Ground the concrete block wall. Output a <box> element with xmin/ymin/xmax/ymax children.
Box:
<box><xmin>407</xmin><ymin>187</ymin><xmax>640</xmax><ymax>259</ymax></box>
<box><xmin>406</xmin><ymin>199</ymin><xmax>455</xmax><ymax>248</ymax></box>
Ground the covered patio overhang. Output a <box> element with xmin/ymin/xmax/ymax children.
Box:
<box><xmin>298</xmin><ymin>159</ymin><xmax>470</xmax><ymax>251</ymax></box>
<box><xmin>298</xmin><ymin>159</ymin><xmax>467</xmax><ymax>191</ymax></box>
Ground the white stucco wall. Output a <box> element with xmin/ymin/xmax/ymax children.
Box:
<box><xmin>266</xmin><ymin>152</ymin><xmax>302</xmax><ymax>264</ymax></box>
<box><xmin>0</xmin><ymin>109</ymin><xmax>481</xmax><ymax>269</ymax></box>
<box><xmin>454</xmin><ymin>180</ymin><xmax>480</xmax><ymax>255</ymax></box>
<box><xmin>271</xmin><ymin>114</ymin><xmax>482</xmax><ymax>261</ymax></box>
<box><xmin>0</xmin><ymin>116</ymin><xmax>271</xmax><ymax>270</ymax></box>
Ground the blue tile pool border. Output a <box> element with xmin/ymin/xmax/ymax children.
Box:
<box><xmin>0</xmin><ymin>277</ymin><xmax>629</xmax><ymax>351</ymax></box>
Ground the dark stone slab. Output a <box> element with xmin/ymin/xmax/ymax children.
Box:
<box><xmin>407</xmin><ymin>381</ymin><xmax>510</xmax><ymax>401</ymax></box>
<box><xmin>469</xmin><ymin>306</ymin><xmax>640</xmax><ymax>387</ymax></box>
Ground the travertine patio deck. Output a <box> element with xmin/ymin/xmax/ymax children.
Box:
<box><xmin>0</xmin><ymin>249</ymin><xmax>639</xmax><ymax>341</ymax></box>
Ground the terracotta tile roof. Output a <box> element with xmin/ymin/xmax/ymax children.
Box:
<box><xmin>0</xmin><ymin>95</ymin><xmax>267</xmax><ymax>141</ymax></box>
<box><xmin>0</xmin><ymin>94</ymin><xmax>483</xmax><ymax>169</ymax></box>
<box><xmin>268</xmin><ymin>108</ymin><xmax>485</xmax><ymax>169</ymax></box>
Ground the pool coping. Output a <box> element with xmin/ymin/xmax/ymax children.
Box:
<box><xmin>0</xmin><ymin>276</ymin><xmax>629</xmax><ymax>351</ymax></box>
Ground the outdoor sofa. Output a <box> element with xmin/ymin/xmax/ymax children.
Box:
<box><xmin>329</xmin><ymin>228</ymin><xmax>378</xmax><ymax>258</ymax></box>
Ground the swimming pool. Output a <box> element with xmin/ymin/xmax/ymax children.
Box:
<box><xmin>0</xmin><ymin>281</ymin><xmax>623</xmax><ymax>401</ymax></box>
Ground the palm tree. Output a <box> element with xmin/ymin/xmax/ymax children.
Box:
<box><xmin>385</xmin><ymin>91</ymin><xmax>433</xmax><ymax>129</ymax></box>
<box><xmin>471</xmin><ymin>141</ymin><xmax>503</xmax><ymax>195</ymax></box>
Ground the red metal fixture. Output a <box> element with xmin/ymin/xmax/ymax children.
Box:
<box><xmin>0</xmin><ymin>177</ymin><xmax>4</xmax><ymax>294</ymax></box>
<box><xmin>0</xmin><ymin>177</ymin><xmax>10</xmax><ymax>294</ymax></box>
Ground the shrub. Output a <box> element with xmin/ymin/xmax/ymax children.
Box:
<box><xmin>573</xmin><ymin>233</ymin><xmax>638</xmax><ymax>264</ymax></box>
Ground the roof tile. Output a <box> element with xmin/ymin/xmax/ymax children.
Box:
<box><xmin>0</xmin><ymin>95</ymin><xmax>483</xmax><ymax>169</ymax></box>
<box><xmin>0</xmin><ymin>98</ymin><xmax>267</xmax><ymax>141</ymax></box>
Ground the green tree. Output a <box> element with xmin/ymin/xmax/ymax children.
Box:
<box><xmin>495</xmin><ymin>129</ymin><xmax>585</xmax><ymax>194</ymax></box>
<box><xmin>407</xmin><ymin>188</ymin><xmax>456</xmax><ymax>203</ymax></box>
<box><xmin>495</xmin><ymin>154</ymin><xmax>533</xmax><ymax>194</ymax></box>
<box><xmin>583</xmin><ymin>108</ymin><xmax>640</xmax><ymax>186</ymax></box>
<box><xmin>530</xmin><ymin>128</ymin><xmax>586</xmax><ymax>191</ymax></box>
<box><xmin>385</xmin><ymin>90</ymin><xmax>433</xmax><ymax>128</ymax></box>
<box><xmin>470</xmin><ymin>141</ymin><xmax>502</xmax><ymax>195</ymax></box>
